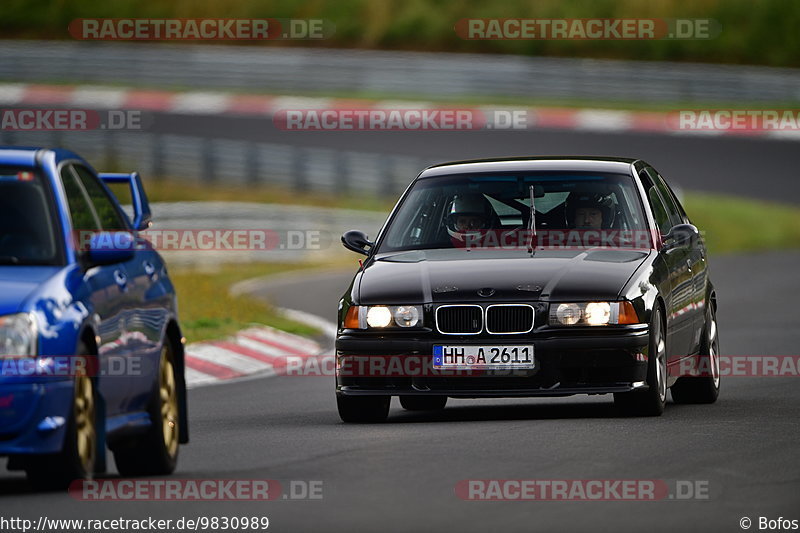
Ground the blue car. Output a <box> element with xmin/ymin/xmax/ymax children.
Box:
<box><xmin>0</xmin><ymin>147</ymin><xmax>188</xmax><ymax>489</ymax></box>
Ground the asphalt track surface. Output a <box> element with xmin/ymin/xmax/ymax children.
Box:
<box><xmin>2</xmin><ymin>250</ymin><xmax>799</xmax><ymax>532</ymax></box>
<box><xmin>2</xmin><ymin>117</ymin><xmax>799</xmax><ymax>532</ymax></box>
<box><xmin>145</xmin><ymin>111</ymin><xmax>800</xmax><ymax>205</ymax></box>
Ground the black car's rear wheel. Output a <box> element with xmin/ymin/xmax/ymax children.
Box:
<box><xmin>614</xmin><ymin>306</ymin><xmax>666</xmax><ymax>417</ymax></box>
<box><xmin>113</xmin><ymin>340</ymin><xmax>179</xmax><ymax>476</ymax></box>
<box><xmin>337</xmin><ymin>394</ymin><xmax>390</xmax><ymax>423</ymax></box>
<box><xmin>400</xmin><ymin>395</ymin><xmax>447</xmax><ymax>411</ymax></box>
<box><xmin>671</xmin><ymin>303</ymin><xmax>720</xmax><ymax>404</ymax></box>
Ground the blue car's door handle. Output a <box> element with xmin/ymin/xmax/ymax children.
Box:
<box><xmin>114</xmin><ymin>269</ymin><xmax>128</xmax><ymax>290</ymax></box>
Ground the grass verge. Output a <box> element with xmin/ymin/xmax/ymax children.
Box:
<box><xmin>170</xmin><ymin>261</ymin><xmax>346</xmax><ymax>343</ymax></box>
<box><xmin>683</xmin><ymin>193</ymin><xmax>800</xmax><ymax>255</ymax></box>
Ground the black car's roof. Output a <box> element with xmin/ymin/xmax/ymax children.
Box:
<box><xmin>418</xmin><ymin>156</ymin><xmax>638</xmax><ymax>179</ymax></box>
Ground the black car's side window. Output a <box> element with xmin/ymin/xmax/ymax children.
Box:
<box><xmin>657</xmin><ymin>172</ymin><xmax>689</xmax><ymax>223</ymax></box>
<box><xmin>60</xmin><ymin>165</ymin><xmax>101</xmax><ymax>233</ymax></box>
<box><xmin>71</xmin><ymin>165</ymin><xmax>128</xmax><ymax>231</ymax></box>
<box><xmin>641</xmin><ymin>170</ymin><xmax>672</xmax><ymax>236</ymax></box>
<box><xmin>648</xmin><ymin>168</ymin><xmax>682</xmax><ymax>229</ymax></box>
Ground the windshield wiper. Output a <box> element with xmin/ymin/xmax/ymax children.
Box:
<box><xmin>527</xmin><ymin>185</ymin><xmax>536</xmax><ymax>255</ymax></box>
<box><xmin>0</xmin><ymin>255</ymin><xmax>21</xmax><ymax>264</ymax></box>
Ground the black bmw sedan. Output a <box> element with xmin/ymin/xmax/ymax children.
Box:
<box><xmin>336</xmin><ymin>157</ymin><xmax>720</xmax><ymax>422</ymax></box>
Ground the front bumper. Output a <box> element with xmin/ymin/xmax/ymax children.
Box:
<box><xmin>335</xmin><ymin>326</ymin><xmax>650</xmax><ymax>397</ymax></box>
<box><xmin>0</xmin><ymin>379</ymin><xmax>73</xmax><ymax>455</ymax></box>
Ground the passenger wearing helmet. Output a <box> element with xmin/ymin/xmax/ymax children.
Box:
<box><xmin>565</xmin><ymin>191</ymin><xmax>616</xmax><ymax>230</ymax></box>
<box><xmin>445</xmin><ymin>193</ymin><xmax>496</xmax><ymax>244</ymax></box>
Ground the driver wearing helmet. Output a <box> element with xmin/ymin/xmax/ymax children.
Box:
<box><xmin>565</xmin><ymin>191</ymin><xmax>616</xmax><ymax>230</ymax></box>
<box><xmin>445</xmin><ymin>193</ymin><xmax>497</xmax><ymax>244</ymax></box>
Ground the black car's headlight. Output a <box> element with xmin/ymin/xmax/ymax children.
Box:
<box><xmin>0</xmin><ymin>312</ymin><xmax>38</xmax><ymax>356</ymax></box>
<box><xmin>344</xmin><ymin>305</ymin><xmax>424</xmax><ymax>329</ymax></box>
<box><xmin>548</xmin><ymin>301</ymin><xmax>640</xmax><ymax>326</ymax></box>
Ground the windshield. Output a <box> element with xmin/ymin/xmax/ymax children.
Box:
<box><xmin>0</xmin><ymin>166</ymin><xmax>61</xmax><ymax>265</ymax></box>
<box><xmin>377</xmin><ymin>171</ymin><xmax>649</xmax><ymax>253</ymax></box>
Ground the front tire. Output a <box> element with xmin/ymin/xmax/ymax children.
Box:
<box><xmin>671</xmin><ymin>303</ymin><xmax>720</xmax><ymax>404</ymax></box>
<box><xmin>113</xmin><ymin>340</ymin><xmax>180</xmax><ymax>476</ymax></box>
<box><xmin>337</xmin><ymin>394</ymin><xmax>390</xmax><ymax>423</ymax></box>
<box><xmin>614</xmin><ymin>305</ymin><xmax>667</xmax><ymax>417</ymax></box>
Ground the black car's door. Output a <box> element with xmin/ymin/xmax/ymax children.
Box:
<box><xmin>640</xmin><ymin>168</ymin><xmax>694</xmax><ymax>361</ymax></box>
<box><xmin>655</xmin><ymin>170</ymin><xmax>708</xmax><ymax>354</ymax></box>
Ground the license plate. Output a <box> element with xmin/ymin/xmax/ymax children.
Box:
<box><xmin>433</xmin><ymin>345</ymin><xmax>535</xmax><ymax>369</ymax></box>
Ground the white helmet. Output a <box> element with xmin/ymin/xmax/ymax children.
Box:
<box><xmin>445</xmin><ymin>194</ymin><xmax>495</xmax><ymax>243</ymax></box>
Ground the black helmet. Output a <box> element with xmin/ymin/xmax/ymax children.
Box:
<box><xmin>565</xmin><ymin>191</ymin><xmax>616</xmax><ymax>229</ymax></box>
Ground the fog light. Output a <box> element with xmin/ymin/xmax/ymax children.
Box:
<box><xmin>555</xmin><ymin>303</ymin><xmax>582</xmax><ymax>325</ymax></box>
<box><xmin>393</xmin><ymin>306</ymin><xmax>420</xmax><ymax>327</ymax></box>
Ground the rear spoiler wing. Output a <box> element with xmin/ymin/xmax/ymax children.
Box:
<box><xmin>98</xmin><ymin>172</ymin><xmax>152</xmax><ymax>231</ymax></box>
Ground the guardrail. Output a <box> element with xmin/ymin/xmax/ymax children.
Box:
<box><xmin>0</xmin><ymin>129</ymin><xmax>430</xmax><ymax>197</ymax></box>
<box><xmin>2</xmin><ymin>40</ymin><xmax>799</xmax><ymax>104</ymax></box>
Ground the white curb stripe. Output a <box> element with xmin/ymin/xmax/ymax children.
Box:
<box><xmin>171</xmin><ymin>92</ymin><xmax>233</xmax><ymax>114</ymax></box>
<box><xmin>0</xmin><ymin>83</ymin><xmax>29</xmax><ymax>105</ymax></box>
<box><xmin>71</xmin><ymin>86</ymin><xmax>128</xmax><ymax>108</ymax></box>
<box><xmin>184</xmin><ymin>367</ymin><xmax>220</xmax><ymax>387</ymax></box>
<box><xmin>575</xmin><ymin>109</ymin><xmax>633</xmax><ymax>131</ymax></box>
<box><xmin>186</xmin><ymin>343</ymin><xmax>275</xmax><ymax>374</ymax></box>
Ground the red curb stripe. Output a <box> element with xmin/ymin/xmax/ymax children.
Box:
<box><xmin>124</xmin><ymin>89</ymin><xmax>175</xmax><ymax>111</ymax></box>
<box><xmin>185</xmin><ymin>353</ymin><xmax>245</xmax><ymax>379</ymax></box>
<box><xmin>630</xmin><ymin>111</ymin><xmax>668</xmax><ymax>132</ymax></box>
<box><xmin>226</xmin><ymin>94</ymin><xmax>276</xmax><ymax>114</ymax></box>
<box><xmin>21</xmin><ymin>85</ymin><xmax>75</xmax><ymax>104</ymax></box>
<box><xmin>533</xmin><ymin>108</ymin><xmax>579</xmax><ymax>128</ymax></box>
<box><xmin>210</xmin><ymin>340</ymin><xmax>289</xmax><ymax>369</ymax></box>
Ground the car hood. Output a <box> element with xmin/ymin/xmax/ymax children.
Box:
<box><xmin>0</xmin><ymin>266</ymin><xmax>63</xmax><ymax>315</ymax></box>
<box><xmin>358</xmin><ymin>248</ymin><xmax>651</xmax><ymax>304</ymax></box>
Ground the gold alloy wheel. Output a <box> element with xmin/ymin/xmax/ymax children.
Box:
<box><xmin>73</xmin><ymin>374</ymin><xmax>96</xmax><ymax>474</ymax></box>
<box><xmin>159</xmin><ymin>346</ymin><xmax>179</xmax><ymax>458</ymax></box>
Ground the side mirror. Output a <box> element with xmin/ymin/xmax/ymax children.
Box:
<box><xmin>80</xmin><ymin>231</ymin><xmax>136</xmax><ymax>268</ymax></box>
<box><xmin>663</xmin><ymin>223</ymin><xmax>699</xmax><ymax>250</ymax></box>
<box><xmin>341</xmin><ymin>230</ymin><xmax>373</xmax><ymax>256</ymax></box>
